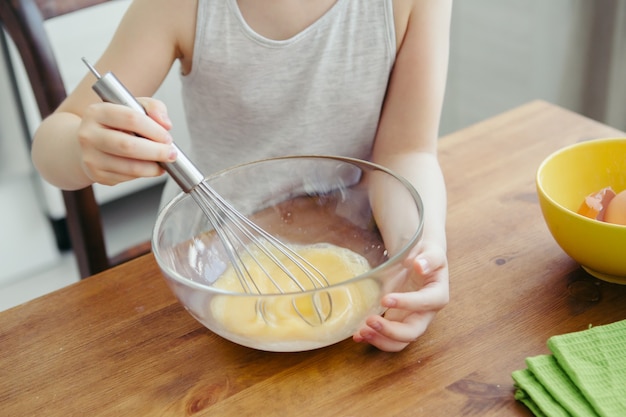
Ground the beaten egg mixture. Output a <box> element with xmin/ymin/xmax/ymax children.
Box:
<box><xmin>210</xmin><ymin>243</ymin><xmax>380</xmax><ymax>341</ymax></box>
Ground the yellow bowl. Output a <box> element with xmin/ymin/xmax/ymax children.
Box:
<box><xmin>536</xmin><ymin>137</ymin><xmax>626</xmax><ymax>284</ymax></box>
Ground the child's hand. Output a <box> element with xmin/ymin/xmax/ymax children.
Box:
<box><xmin>76</xmin><ymin>97</ymin><xmax>177</xmax><ymax>186</ymax></box>
<box><xmin>353</xmin><ymin>241</ymin><xmax>449</xmax><ymax>352</ymax></box>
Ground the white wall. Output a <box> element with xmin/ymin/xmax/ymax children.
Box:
<box><xmin>441</xmin><ymin>0</ymin><xmax>594</xmax><ymax>135</ymax></box>
<box><xmin>604</xmin><ymin>1</ymin><xmax>626</xmax><ymax>131</ymax></box>
<box><xmin>0</xmin><ymin>41</ymin><xmax>58</xmax><ymax>284</ymax></box>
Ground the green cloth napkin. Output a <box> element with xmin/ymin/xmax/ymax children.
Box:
<box><xmin>526</xmin><ymin>355</ymin><xmax>598</xmax><ymax>417</ymax></box>
<box><xmin>512</xmin><ymin>368</ymin><xmax>563</xmax><ymax>417</ymax></box>
<box><xmin>513</xmin><ymin>319</ymin><xmax>626</xmax><ymax>417</ymax></box>
<box><xmin>548</xmin><ymin>320</ymin><xmax>626</xmax><ymax>416</ymax></box>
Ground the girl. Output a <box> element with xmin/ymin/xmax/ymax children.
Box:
<box><xmin>32</xmin><ymin>0</ymin><xmax>452</xmax><ymax>352</ymax></box>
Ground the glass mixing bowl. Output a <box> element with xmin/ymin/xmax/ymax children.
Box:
<box><xmin>152</xmin><ymin>155</ymin><xmax>424</xmax><ymax>351</ymax></box>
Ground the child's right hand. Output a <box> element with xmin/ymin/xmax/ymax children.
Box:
<box><xmin>76</xmin><ymin>97</ymin><xmax>178</xmax><ymax>186</ymax></box>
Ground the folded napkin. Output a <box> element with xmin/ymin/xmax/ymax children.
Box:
<box><xmin>513</xmin><ymin>319</ymin><xmax>626</xmax><ymax>417</ymax></box>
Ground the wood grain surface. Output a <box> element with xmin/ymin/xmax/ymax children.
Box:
<box><xmin>2</xmin><ymin>101</ymin><xmax>626</xmax><ymax>416</ymax></box>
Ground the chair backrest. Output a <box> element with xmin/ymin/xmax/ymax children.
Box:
<box><xmin>0</xmin><ymin>0</ymin><xmax>150</xmax><ymax>278</ymax></box>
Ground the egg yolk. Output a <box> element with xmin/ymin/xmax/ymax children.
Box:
<box><xmin>209</xmin><ymin>243</ymin><xmax>380</xmax><ymax>343</ymax></box>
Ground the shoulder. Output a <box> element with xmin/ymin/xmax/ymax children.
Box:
<box><xmin>392</xmin><ymin>0</ymin><xmax>452</xmax><ymax>53</ymax></box>
<box><xmin>122</xmin><ymin>0</ymin><xmax>198</xmax><ymax>73</ymax></box>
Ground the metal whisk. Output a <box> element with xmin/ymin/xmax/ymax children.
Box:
<box><xmin>83</xmin><ymin>59</ymin><xmax>332</xmax><ymax>326</ymax></box>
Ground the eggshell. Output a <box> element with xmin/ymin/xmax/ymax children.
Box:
<box><xmin>577</xmin><ymin>186</ymin><xmax>616</xmax><ymax>221</ymax></box>
<box><xmin>604</xmin><ymin>190</ymin><xmax>626</xmax><ymax>225</ymax></box>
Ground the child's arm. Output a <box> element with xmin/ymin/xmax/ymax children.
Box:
<box><xmin>31</xmin><ymin>0</ymin><xmax>197</xmax><ymax>190</ymax></box>
<box><xmin>355</xmin><ymin>0</ymin><xmax>452</xmax><ymax>352</ymax></box>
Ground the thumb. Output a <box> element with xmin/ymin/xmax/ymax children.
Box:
<box><xmin>137</xmin><ymin>97</ymin><xmax>172</xmax><ymax>130</ymax></box>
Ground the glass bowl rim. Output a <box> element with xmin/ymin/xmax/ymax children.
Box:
<box><xmin>151</xmin><ymin>155</ymin><xmax>425</xmax><ymax>296</ymax></box>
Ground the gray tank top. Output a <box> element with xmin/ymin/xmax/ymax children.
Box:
<box><xmin>161</xmin><ymin>0</ymin><xmax>396</xmax><ymax>205</ymax></box>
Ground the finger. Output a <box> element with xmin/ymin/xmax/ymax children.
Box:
<box><xmin>105</xmin><ymin>128</ymin><xmax>177</xmax><ymax>163</ymax></box>
<box><xmin>353</xmin><ymin>331</ymin><xmax>409</xmax><ymax>353</ymax></box>
<box><xmin>382</xmin><ymin>280</ymin><xmax>449</xmax><ymax>312</ymax></box>
<box><xmin>412</xmin><ymin>244</ymin><xmax>447</xmax><ymax>276</ymax></box>
<box><xmin>98</xmin><ymin>159</ymin><xmax>165</xmax><ymax>184</ymax></box>
<box><xmin>81</xmin><ymin>151</ymin><xmax>165</xmax><ymax>185</ymax></box>
<box><xmin>136</xmin><ymin>97</ymin><xmax>173</xmax><ymax>130</ymax></box>
<box><xmin>88</xmin><ymin>102</ymin><xmax>173</xmax><ymax>145</ymax></box>
<box><xmin>353</xmin><ymin>312</ymin><xmax>436</xmax><ymax>352</ymax></box>
<box><xmin>80</xmin><ymin>119</ymin><xmax>177</xmax><ymax>164</ymax></box>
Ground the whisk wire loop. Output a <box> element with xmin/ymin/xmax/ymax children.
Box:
<box><xmin>192</xmin><ymin>182</ymin><xmax>333</xmax><ymax>326</ymax></box>
<box><xmin>190</xmin><ymin>191</ymin><xmax>258</xmax><ymax>294</ymax></box>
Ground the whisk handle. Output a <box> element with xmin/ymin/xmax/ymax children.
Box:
<box><xmin>83</xmin><ymin>59</ymin><xmax>204</xmax><ymax>193</ymax></box>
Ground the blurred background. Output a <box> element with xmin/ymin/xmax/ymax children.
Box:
<box><xmin>1</xmin><ymin>0</ymin><xmax>625</xmax><ymax>309</ymax></box>
<box><xmin>442</xmin><ymin>0</ymin><xmax>626</xmax><ymax>135</ymax></box>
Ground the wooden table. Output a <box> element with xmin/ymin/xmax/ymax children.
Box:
<box><xmin>3</xmin><ymin>101</ymin><xmax>626</xmax><ymax>416</ymax></box>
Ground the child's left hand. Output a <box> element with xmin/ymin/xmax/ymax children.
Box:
<box><xmin>353</xmin><ymin>241</ymin><xmax>449</xmax><ymax>352</ymax></box>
